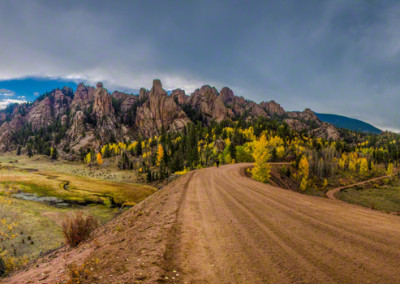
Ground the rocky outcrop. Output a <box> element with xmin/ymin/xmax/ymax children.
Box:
<box><xmin>93</xmin><ymin>82</ymin><xmax>114</xmax><ymax>120</ymax></box>
<box><xmin>219</xmin><ymin>87</ymin><xmax>268</xmax><ymax>119</ymax></box>
<box><xmin>135</xmin><ymin>79</ymin><xmax>190</xmax><ymax>136</ymax></box>
<box><xmin>91</xmin><ymin>82</ymin><xmax>117</xmax><ymax>142</ymax></box>
<box><xmin>26</xmin><ymin>96</ymin><xmax>53</xmax><ymax>130</ymax></box>
<box><xmin>0</xmin><ymin>113</ymin><xmax>23</xmax><ymax>152</ymax></box>
<box><xmin>111</xmin><ymin>91</ymin><xmax>138</xmax><ymax>113</ymax></box>
<box><xmin>284</xmin><ymin>118</ymin><xmax>309</xmax><ymax>132</ymax></box>
<box><xmin>284</xmin><ymin>108</ymin><xmax>340</xmax><ymax>140</ymax></box>
<box><xmin>67</xmin><ymin>110</ymin><xmax>97</xmax><ymax>151</ymax></box>
<box><xmin>287</xmin><ymin>108</ymin><xmax>321</xmax><ymax>124</ymax></box>
<box><xmin>52</xmin><ymin>88</ymin><xmax>72</xmax><ymax>118</ymax></box>
<box><xmin>219</xmin><ymin>87</ymin><xmax>235</xmax><ymax>105</ymax></box>
<box><xmin>0</xmin><ymin>79</ymin><xmax>342</xmax><ymax>155</ymax></box>
<box><xmin>171</xmin><ymin>89</ymin><xmax>188</xmax><ymax>105</ymax></box>
<box><xmin>70</xmin><ymin>83</ymin><xmax>95</xmax><ymax>113</ymax></box>
<box><xmin>260</xmin><ymin>100</ymin><xmax>286</xmax><ymax>117</ymax></box>
<box><xmin>68</xmin><ymin>111</ymin><xmax>85</xmax><ymax>139</ymax></box>
<box><xmin>189</xmin><ymin>86</ymin><xmax>233</xmax><ymax>123</ymax></box>
<box><xmin>139</xmin><ymin>88</ymin><xmax>149</xmax><ymax>101</ymax></box>
<box><xmin>311</xmin><ymin>124</ymin><xmax>340</xmax><ymax>141</ymax></box>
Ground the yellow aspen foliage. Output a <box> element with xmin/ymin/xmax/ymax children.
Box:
<box><xmin>348</xmin><ymin>159</ymin><xmax>357</xmax><ymax>172</ymax></box>
<box><xmin>251</xmin><ymin>134</ymin><xmax>271</xmax><ymax>183</ymax></box>
<box><xmin>127</xmin><ymin>141</ymin><xmax>138</xmax><ymax>152</ymax></box>
<box><xmin>300</xmin><ymin>177</ymin><xmax>308</xmax><ymax>191</ymax></box>
<box><xmin>298</xmin><ymin>155</ymin><xmax>309</xmax><ymax>179</ymax></box>
<box><xmin>338</xmin><ymin>153</ymin><xmax>347</xmax><ymax>170</ymax></box>
<box><xmin>85</xmin><ymin>152</ymin><xmax>91</xmax><ymax>165</ymax></box>
<box><xmin>156</xmin><ymin>144</ymin><xmax>164</xmax><ymax>166</ymax></box>
<box><xmin>224</xmin><ymin>153</ymin><xmax>233</xmax><ymax>164</ymax></box>
<box><xmin>242</xmin><ymin>126</ymin><xmax>255</xmax><ymax>141</ymax></box>
<box><xmin>322</xmin><ymin>179</ymin><xmax>328</xmax><ymax>188</ymax></box>
<box><xmin>370</xmin><ymin>161</ymin><xmax>375</xmax><ymax>173</ymax></box>
<box><xmin>96</xmin><ymin>153</ymin><xmax>103</xmax><ymax>165</ymax></box>
<box><xmin>276</xmin><ymin>145</ymin><xmax>285</xmax><ymax>159</ymax></box>
<box><xmin>387</xmin><ymin>163</ymin><xmax>394</xmax><ymax>177</ymax></box>
<box><xmin>268</xmin><ymin>136</ymin><xmax>284</xmax><ymax>149</ymax></box>
<box><xmin>251</xmin><ymin>155</ymin><xmax>271</xmax><ymax>183</ymax></box>
<box><xmin>359</xmin><ymin>158</ymin><xmax>368</xmax><ymax>176</ymax></box>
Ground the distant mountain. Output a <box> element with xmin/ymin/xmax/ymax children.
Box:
<box><xmin>315</xmin><ymin>113</ymin><xmax>382</xmax><ymax>134</ymax></box>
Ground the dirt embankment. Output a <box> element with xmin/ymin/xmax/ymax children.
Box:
<box><xmin>5</xmin><ymin>164</ymin><xmax>400</xmax><ymax>283</ymax></box>
<box><xmin>3</xmin><ymin>173</ymin><xmax>194</xmax><ymax>283</ymax></box>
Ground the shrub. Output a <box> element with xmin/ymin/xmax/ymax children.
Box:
<box><xmin>0</xmin><ymin>253</ymin><xmax>29</xmax><ymax>276</ymax></box>
<box><xmin>62</xmin><ymin>212</ymin><xmax>99</xmax><ymax>247</ymax></box>
<box><xmin>66</xmin><ymin>258</ymin><xmax>99</xmax><ymax>284</ymax></box>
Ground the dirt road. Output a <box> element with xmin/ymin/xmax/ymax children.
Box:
<box><xmin>170</xmin><ymin>164</ymin><xmax>400</xmax><ymax>283</ymax></box>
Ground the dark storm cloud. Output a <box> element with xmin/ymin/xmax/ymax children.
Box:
<box><xmin>1</xmin><ymin>0</ymin><xmax>400</xmax><ymax>131</ymax></box>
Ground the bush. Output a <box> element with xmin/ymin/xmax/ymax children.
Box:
<box><xmin>62</xmin><ymin>212</ymin><xmax>99</xmax><ymax>247</ymax></box>
<box><xmin>0</xmin><ymin>253</ymin><xmax>29</xmax><ymax>276</ymax></box>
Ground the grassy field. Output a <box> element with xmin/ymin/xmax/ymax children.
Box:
<box><xmin>0</xmin><ymin>154</ymin><xmax>157</xmax><ymax>260</ymax></box>
<box><xmin>337</xmin><ymin>181</ymin><xmax>400</xmax><ymax>213</ymax></box>
<box><xmin>0</xmin><ymin>155</ymin><xmax>155</xmax><ymax>206</ymax></box>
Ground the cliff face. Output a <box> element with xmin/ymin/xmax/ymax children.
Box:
<box><xmin>71</xmin><ymin>83</ymin><xmax>95</xmax><ymax>113</ymax></box>
<box><xmin>135</xmin><ymin>80</ymin><xmax>190</xmax><ymax>136</ymax></box>
<box><xmin>219</xmin><ymin>87</ymin><xmax>268</xmax><ymax>119</ymax></box>
<box><xmin>0</xmin><ymin>79</ymin><xmax>339</xmax><ymax>155</ymax></box>
<box><xmin>188</xmin><ymin>85</ymin><xmax>233</xmax><ymax>123</ymax></box>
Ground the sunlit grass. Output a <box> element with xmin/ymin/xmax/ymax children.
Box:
<box><xmin>337</xmin><ymin>182</ymin><xmax>400</xmax><ymax>212</ymax></box>
<box><xmin>0</xmin><ymin>154</ymin><xmax>157</xmax><ymax>260</ymax></box>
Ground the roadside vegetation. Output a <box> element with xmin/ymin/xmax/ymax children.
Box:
<box><xmin>73</xmin><ymin>118</ymin><xmax>400</xmax><ymax>197</ymax></box>
<box><xmin>337</xmin><ymin>176</ymin><xmax>400</xmax><ymax>213</ymax></box>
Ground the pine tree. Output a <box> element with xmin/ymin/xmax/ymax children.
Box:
<box><xmin>136</xmin><ymin>139</ymin><xmax>142</xmax><ymax>156</ymax></box>
<box><xmin>27</xmin><ymin>144</ymin><xmax>33</xmax><ymax>158</ymax></box>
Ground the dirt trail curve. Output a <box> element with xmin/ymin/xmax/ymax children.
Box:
<box><xmin>4</xmin><ymin>164</ymin><xmax>400</xmax><ymax>283</ymax></box>
<box><xmin>168</xmin><ymin>164</ymin><xmax>400</xmax><ymax>283</ymax></box>
<box><xmin>325</xmin><ymin>172</ymin><xmax>397</xmax><ymax>200</ymax></box>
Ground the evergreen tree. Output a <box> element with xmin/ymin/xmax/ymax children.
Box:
<box><xmin>51</xmin><ymin>147</ymin><xmax>58</xmax><ymax>161</ymax></box>
<box><xmin>27</xmin><ymin>143</ymin><xmax>33</xmax><ymax>158</ymax></box>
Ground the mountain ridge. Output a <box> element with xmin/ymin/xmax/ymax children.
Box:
<box><xmin>315</xmin><ymin>113</ymin><xmax>382</xmax><ymax>134</ymax></box>
<box><xmin>0</xmin><ymin>79</ymin><xmax>339</xmax><ymax>157</ymax></box>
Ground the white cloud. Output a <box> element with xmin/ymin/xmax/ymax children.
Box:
<box><xmin>0</xmin><ymin>88</ymin><xmax>15</xmax><ymax>96</ymax></box>
<box><xmin>33</xmin><ymin>92</ymin><xmax>39</xmax><ymax>96</ymax></box>
<box><xmin>0</xmin><ymin>99</ymin><xmax>27</xmax><ymax>110</ymax></box>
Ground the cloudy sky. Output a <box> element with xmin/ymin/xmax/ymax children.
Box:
<box><xmin>0</xmin><ymin>0</ymin><xmax>400</xmax><ymax>131</ymax></box>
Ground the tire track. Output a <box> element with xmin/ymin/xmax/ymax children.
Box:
<box><xmin>174</xmin><ymin>164</ymin><xmax>400</xmax><ymax>284</ymax></box>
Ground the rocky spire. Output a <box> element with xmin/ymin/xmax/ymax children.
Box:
<box><xmin>93</xmin><ymin>82</ymin><xmax>114</xmax><ymax>119</ymax></box>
